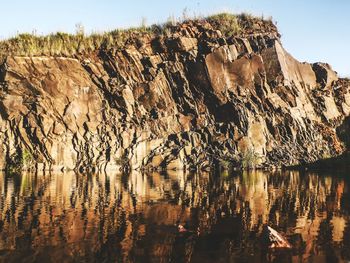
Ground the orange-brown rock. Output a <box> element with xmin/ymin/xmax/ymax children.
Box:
<box><xmin>0</xmin><ymin>20</ymin><xmax>349</xmax><ymax>171</ymax></box>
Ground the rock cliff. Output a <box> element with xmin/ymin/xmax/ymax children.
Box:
<box><xmin>0</xmin><ymin>16</ymin><xmax>349</xmax><ymax>171</ymax></box>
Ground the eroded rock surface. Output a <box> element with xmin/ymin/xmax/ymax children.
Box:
<box><xmin>0</xmin><ymin>20</ymin><xmax>349</xmax><ymax>171</ymax></box>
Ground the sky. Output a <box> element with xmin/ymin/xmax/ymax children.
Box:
<box><xmin>0</xmin><ymin>0</ymin><xmax>349</xmax><ymax>76</ymax></box>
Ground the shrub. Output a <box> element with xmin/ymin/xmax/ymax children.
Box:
<box><xmin>241</xmin><ymin>148</ymin><xmax>258</xmax><ymax>169</ymax></box>
<box><xmin>6</xmin><ymin>148</ymin><xmax>35</xmax><ymax>172</ymax></box>
<box><xmin>22</xmin><ymin>148</ymin><xmax>34</xmax><ymax>169</ymax></box>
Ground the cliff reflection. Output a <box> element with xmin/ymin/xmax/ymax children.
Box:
<box><xmin>0</xmin><ymin>170</ymin><xmax>349</xmax><ymax>262</ymax></box>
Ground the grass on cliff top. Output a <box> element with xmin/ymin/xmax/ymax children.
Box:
<box><xmin>206</xmin><ymin>13</ymin><xmax>252</xmax><ymax>37</ymax></box>
<box><xmin>0</xmin><ymin>27</ymin><xmax>154</xmax><ymax>60</ymax></box>
<box><xmin>0</xmin><ymin>13</ymin><xmax>273</xmax><ymax>63</ymax></box>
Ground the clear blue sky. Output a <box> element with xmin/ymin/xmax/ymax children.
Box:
<box><xmin>0</xmin><ymin>0</ymin><xmax>349</xmax><ymax>76</ymax></box>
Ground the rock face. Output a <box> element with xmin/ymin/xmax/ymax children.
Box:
<box><xmin>0</xmin><ymin>19</ymin><xmax>349</xmax><ymax>171</ymax></box>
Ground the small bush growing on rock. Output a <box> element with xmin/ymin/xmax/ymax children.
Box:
<box><xmin>6</xmin><ymin>148</ymin><xmax>35</xmax><ymax>172</ymax></box>
<box><xmin>22</xmin><ymin>149</ymin><xmax>35</xmax><ymax>170</ymax></box>
<box><xmin>241</xmin><ymin>148</ymin><xmax>258</xmax><ymax>169</ymax></box>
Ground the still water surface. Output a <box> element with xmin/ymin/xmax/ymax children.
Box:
<box><xmin>0</xmin><ymin>169</ymin><xmax>349</xmax><ymax>262</ymax></box>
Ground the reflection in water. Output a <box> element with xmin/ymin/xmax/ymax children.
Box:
<box><xmin>0</xmin><ymin>170</ymin><xmax>349</xmax><ymax>262</ymax></box>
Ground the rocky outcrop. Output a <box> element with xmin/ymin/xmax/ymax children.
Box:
<box><xmin>0</xmin><ymin>19</ymin><xmax>349</xmax><ymax>171</ymax></box>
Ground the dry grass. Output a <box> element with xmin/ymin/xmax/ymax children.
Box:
<box><xmin>0</xmin><ymin>12</ymin><xmax>270</xmax><ymax>62</ymax></box>
<box><xmin>0</xmin><ymin>26</ymin><xmax>160</xmax><ymax>62</ymax></box>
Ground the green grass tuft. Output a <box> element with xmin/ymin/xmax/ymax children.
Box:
<box><xmin>207</xmin><ymin>13</ymin><xmax>242</xmax><ymax>36</ymax></box>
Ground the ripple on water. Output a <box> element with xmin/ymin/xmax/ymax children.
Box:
<box><xmin>0</xmin><ymin>169</ymin><xmax>349</xmax><ymax>262</ymax></box>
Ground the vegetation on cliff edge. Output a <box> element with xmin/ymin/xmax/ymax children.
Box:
<box><xmin>0</xmin><ymin>13</ymin><xmax>275</xmax><ymax>63</ymax></box>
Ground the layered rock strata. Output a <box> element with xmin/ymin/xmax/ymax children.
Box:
<box><xmin>0</xmin><ymin>19</ymin><xmax>349</xmax><ymax>171</ymax></box>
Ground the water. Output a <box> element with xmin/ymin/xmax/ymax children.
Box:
<box><xmin>0</xmin><ymin>169</ymin><xmax>349</xmax><ymax>263</ymax></box>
